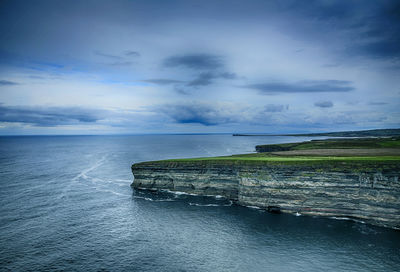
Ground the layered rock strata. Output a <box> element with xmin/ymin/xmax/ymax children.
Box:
<box><xmin>131</xmin><ymin>160</ymin><xmax>400</xmax><ymax>229</ymax></box>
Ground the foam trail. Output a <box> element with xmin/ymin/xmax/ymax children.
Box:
<box><xmin>59</xmin><ymin>156</ymin><xmax>107</xmax><ymax>200</ymax></box>
<box><xmin>189</xmin><ymin>201</ymin><xmax>232</xmax><ymax>207</ymax></box>
<box><xmin>246</xmin><ymin>205</ymin><xmax>262</xmax><ymax>210</ymax></box>
<box><xmin>72</xmin><ymin>156</ymin><xmax>107</xmax><ymax>182</ymax></box>
<box><xmin>160</xmin><ymin>189</ymin><xmax>199</xmax><ymax>196</ymax></box>
<box><xmin>133</xmin><ymin>196</ymin><xmax>175</xmax><ymax>202</ymax></box>
<box><xmin>95</xmin><ymin>188</ymin><xmax>130</xmax><ymax>197</ymax></box>
<box><xmin>189</xmin><ymin>203</ymin><xmax>221</xmax><ymax>207</ymax></box>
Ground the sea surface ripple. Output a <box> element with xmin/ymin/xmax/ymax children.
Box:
<box><xmin>0</xmin><ymin>135</ymin><xmax>399</xmax><ymax>271</ymax></box>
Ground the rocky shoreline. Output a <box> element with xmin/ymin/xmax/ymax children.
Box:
<box><xmin>131</xmin><ymin>159</ymin><xmax>400</xmax><ymax>229</ymax></box>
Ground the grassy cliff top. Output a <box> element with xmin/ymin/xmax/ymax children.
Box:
<box><xmin>132</xmin><ymin>138</ymin><xmax>400</xmax><ymax>170</ymax></box>
<box><xmin>255</xmin><ymin>137</ymin><xmax>400</xmax><ymax>152</ymax></box>
<box><xmin>160</xmin><ymin>137</ymin><xmax>400</xmax><ymax>164</ymax></box>
<box><xmin>166</xmin><ymin>154</ymin><xmax>400</xmax><ymax>163</ymax></box>
<box><xmin>131</xmin><ymin>138</ymin><xmax>400</xmax><ymax>174</ymax></box>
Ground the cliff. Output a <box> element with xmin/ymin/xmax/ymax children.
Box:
<box><xmin>132</xmin><ymin>159</ymin><xmax>400</xmax><ymax>229</ymax></box>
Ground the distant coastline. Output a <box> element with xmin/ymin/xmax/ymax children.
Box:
<box><xmin>233</xmin><ymin>128</ymin><xmax>400</xmax><ymax>137</ymax></box>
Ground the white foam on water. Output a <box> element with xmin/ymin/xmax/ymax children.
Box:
<box><xmin>246</xmin><ymin>205</ymin><xmax>262</xmax><ymax>210</ymax></box>
<box><xmin>95</xmin><ymin>188</ymin><xmax>130</xmax><ymax>197</ymax></box>
<box><xmin>189</xmin><ymin>203</ymin><xmax>221</xmax><ymax>207</ymax></box>
<box><xmin>189</xmin><ymin>200</ymin><xmax>233</xmax><ymax>207</ymax></box>
<box><xmin>133</xmin><ymin>196</ymin><xmax>175</xmax><ymax>202</ymax></box>
<box><xmin>330</xmin><ymin>216</ymin><xmax>366</xmax><ymax>224</ymax></box>
<box><xmin>161</xmin><ymin>189</ymin><xmax>199</xmax><ymax>196</ymax></box>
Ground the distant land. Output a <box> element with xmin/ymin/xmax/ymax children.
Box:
<box><xmin>233</xmin><ymin>128</ymin><xmax>400</xmax><ymax>137</ymax></box>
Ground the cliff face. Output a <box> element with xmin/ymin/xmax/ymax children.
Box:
<box><xmin>132</xmin><ymin>162</ymin><xmax>240</xmax><ymax>199</ymax></box>
<box><xmin>131</xmin><ymin>161</ymin><xmax>400</xmax><ymax>229</ymax></box>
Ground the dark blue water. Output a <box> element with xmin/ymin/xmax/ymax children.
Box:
<box><xmin>0</xmin><ymin>135</ymin><xmax>399</xmax><ymax>272</ymax></box>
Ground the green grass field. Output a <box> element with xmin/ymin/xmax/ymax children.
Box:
<box><xmin>168</xmin><ymin>155</ymin><xmax>400</xmax><ymax>162</ymax></box>
<box><xmin>255</xmin><ymin>137</ymin><xmax>400</xmax><ymax>152</ymax></box>
<box><xmin>162</xmin><ymin>137</ymin><xmax>400</xmax><ymax>163</ymax></box>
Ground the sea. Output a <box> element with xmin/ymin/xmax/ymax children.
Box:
<box><xmin>0</xmin><ymin>134</ymin><xmax>399</xmax><ymax>272</ymax></box>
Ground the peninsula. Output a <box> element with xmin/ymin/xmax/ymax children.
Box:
<box><xmin>232</xmin><ymin>128</ymin><xmax>400</xmax><ymax>137</ymax></box>
<box><xmin>131</xmin><ymin>137</ymin><xmax>400</xmax><ymax>229</ymax></box>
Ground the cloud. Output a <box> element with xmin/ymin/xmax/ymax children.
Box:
<box><xmin>186</xmin><ymin>72</ymin><xmax>237</xmax><ymax>87</ymax></box>
<box><xmin>369</xmin><ymin>102</ymin><xmax>388</xmax><ymax>106</ymax></box>
<box><xmin>345</xmin><ymin>1</ymin><xmax>400</xmax><ymax>61</ymax></box>
<box><xmin>94</xmin><ymin>51</ymin><xmax>121</xmax><ymax>59</ymax></box>
<box><xmin>286</xmin><ymin>0</ymin><xmax>400</xmax><ymax>61</ymax></box>
<box><xmin>0</xmin><ymin>105</ymin><xmax>106</xmax><ymax>126</ymax></box>
<box><xmin>95</xmin><ymin>50</ymin><xmax>140</xmax><ymax>59</ymax></box>
<box><xmin>0</xmin><ymin>80</ymin><xmax>18</xmax><ymax>86</ymax></box>
<box><xmin>314</xmin><ymin>101</ymin><xmax>333</xmax><ymax>108</ymax></box>
<box><xmin>264</xmin><ymin>104</ymin><xmax>289</xmax><ymax>112</ymax></box>
<box><xmin>0</xmin><ymin>1</ymin><xmax>398</xmax><ymax>134</ymax></box>
<box><xmin>156</xmin><ymin>103</ymin><xmax>238</xmax><ymax>126</ymax></box>
<box><xmin>107</xmin><ymin>61</ymin><xmax>133</xmax><ymax>66</ymax></box>
<box><xmin>142</xmin><ymin>79</ymin><xmax>184</xmax><ymax>85</ymax></box>
<box><xmin>125</xmin><ymin>51</ymin><xmax>140</xmax><ymax>57</ymax></box>
<box><xmin>163</xmin><ymin>54</ymin><xmax>223</xmax><ymax>70</ymax></box>
<box><xmin>245</xmin><ymin>80</ymin><xmax>354</xmax><ymax>94</ymax></box>
<box><xmin>187</xmin><ymin>72</ymin><xmax>215</xmax><ymax>87</ymax></box>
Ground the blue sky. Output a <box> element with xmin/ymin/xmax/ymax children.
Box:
<box><xmin>0</xmin><ymin>0</ymin><xmax>399</xmax><ymax>135</ymax></box>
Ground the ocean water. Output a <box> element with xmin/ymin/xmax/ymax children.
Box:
<box><xmin>0</xmin><ymin>134</ymin><xmax>399</xmax><ymax>272</ymax></box>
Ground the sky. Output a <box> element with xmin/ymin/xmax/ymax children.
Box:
<box><xmin>0</xmin><ymin>0</ymin><xmax>399</xmax><ymax>135</ymax></box>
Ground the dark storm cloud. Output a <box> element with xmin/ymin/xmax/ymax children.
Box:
<box><xmin>163</xmin><ymin>54</ymin><xmax>223</xmax><ymax>70</ymax></box>
<box><xmin>0</xmin><ymin>0</ymin><xmax>399</xmax><ymax>67</ymax></box>
<box><xmin>187</xmin><ymin>73</ymin><xmax>214</xmax><ymax>87</ymax></box>
<box><xmin>353</xmin><ymin>40</ymin><xmax>400</xmax><ymax>60</ymax></box>
<box><xmin>0</xmin><ymin>80</ymin><xmax>18</xmax><ymax>86</ymax></box>
<box><xmin>156</xmin><ymin>103</ymin><xmax>235</xmax><ymax>126</ymax></box>
<box><xmin>245</xmin><ymin>80</ymin><xmax>354</xmax><ymax>94</ymax></box>
<box><xmin>0</xmin><ymin>105</ymin><xmax>106</xmax><ymax>126</ymax></box>
<box><xmin>187</xmin><ymin>72</ymin><xmax>237</xmax><ymax>87</ymax></box>
<box><xmin>304</xmin><ymin>0</ymin><xmax>400</xmax><ymax>61</ymax></box>
<box><xmin>143</xmin><ymin>71</ymin><xmax>236</xmax><ymax>88</ymax></box>
<box><xmin>349</xmin><ymin>1</ymin><xmax>400</xmax><ymax>60</ymax></box>
<box><xmin>143</xmin><ymin>79</ymin><xmax>184</xmax><ymax>85</ymax></box>
<box><xmin>314</xmin><ymin>101</ymin><xmax>334</xmax><ymax>108</ymax></box>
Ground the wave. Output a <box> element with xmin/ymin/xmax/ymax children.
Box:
<box><xmin>189</xmin><ymin>203</ymin><xmax>221</xmax><ymax>207</ymax></box>
<box><xmin>330</xmin><ymin>216</ymin><xmax>365</xmax><ymax>224</ymax></box>
<box><xmin>94</xmin><ymin>188</ymin><xmax>130</xmax><ymax>197</ymax></box>
<box><xmin>189</xmin><ymin>200</ymin><xmax>233</xmax><ymax>207</ymax></box>
<box><xmin>245</xmin><ymin>205</ymin><xmax>262</xmax><ymax>210</ymax></box>
<box><xmin>133</xmin><ymin>196</ymin><xmax>175</xmax><ymax>202</ymax></box>
<box><xmin>160</xmin><ymin>189</ymin><xmax>199</xmax><ymax>196</ymax></box>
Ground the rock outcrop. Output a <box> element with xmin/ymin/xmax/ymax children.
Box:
<box><xmin>131</xmin><ymin>160</ymin><xmax>400</xmax><ymax>229</ymax></box>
